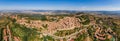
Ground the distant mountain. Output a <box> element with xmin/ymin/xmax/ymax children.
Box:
<box><xmin>92</xmin><ymin>11</ymin><xmax>120</xmax><ymax>15</ymax></box>
<box><xmin>0</xmin><ymin>10</ymin><xmax>120</xmax><ymax>15</ymax></box>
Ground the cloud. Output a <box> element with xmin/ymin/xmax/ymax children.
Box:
<box><xmin>77</xmin><ymin>6</ymin><xmax>120</xmax><ymax>11</ymax></box>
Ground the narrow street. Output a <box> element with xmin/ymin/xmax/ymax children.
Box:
<box><xmin>3</xmin><ymin>25</ymin><xmax>12</xmax><ymax>41</ymax></box>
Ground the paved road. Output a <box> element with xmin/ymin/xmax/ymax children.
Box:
<box><xmin>42</xmin><ymin>28</ymin><xmax>87</xmax><ymax>39</ymax></box>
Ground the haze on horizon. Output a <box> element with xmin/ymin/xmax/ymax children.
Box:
<box><xmin>0</xmin><ymin>0</ymin><xmax>120</xmax><ymax>11</ymax></box>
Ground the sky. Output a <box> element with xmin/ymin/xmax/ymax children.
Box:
<box><xmin>0</xmin><ymin>0</ymin><xmax>120</xmax><ymax>11</ymax></box>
